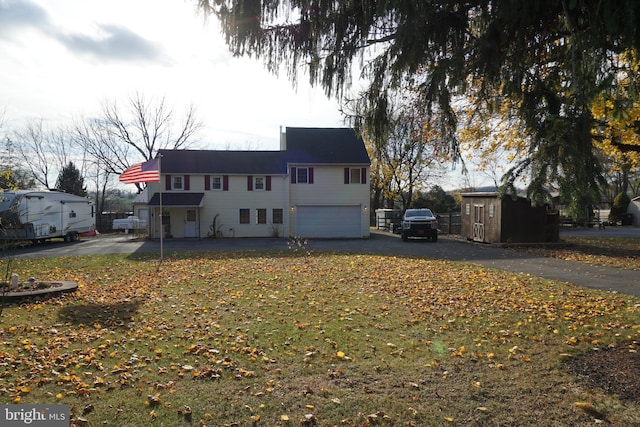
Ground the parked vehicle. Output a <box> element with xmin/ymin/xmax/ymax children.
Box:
<box><xmin>401</xmin><ymin>208</ymin><xmax>438</xmax><ymax>242</ymax></box>
<box><xmin>112</xmin><ymin>216</ymin><xmax>147</xmax><ymax>232</ymax></box>
<box><xmin>0</xmin><ymin>190</ymin><xmax>95</xmax><ymax>243</ymax></box>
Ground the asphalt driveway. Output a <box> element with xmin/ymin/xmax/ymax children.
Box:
<box><xmin>6</xmin><ymin>228</ymin><xmax>639</xmax><ymax>297</ymax></box>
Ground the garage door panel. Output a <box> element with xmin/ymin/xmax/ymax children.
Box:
<box><xmin>296</xmin><ymin>206</ymin><xmax>361</xmax><ymax>238</ymax></box>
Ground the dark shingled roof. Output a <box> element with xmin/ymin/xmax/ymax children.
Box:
<box><xmin>148</xmin><ymin>193</ymin><xmax>204</xmax><ymax>207</ymax></box>
<box><xmin>158</xmin><ymin>150</ymin><xmax>287</xmax><ymax>175</ymax></box>
<box><xmin>284</xmin><ymin>127</ymin><xmax>370</xmax><ymax>164</ymax></box>
<box><xmin>158</xmin><ymin>127</ymin><xmax>370</xmax><ymax>174</ymax></box>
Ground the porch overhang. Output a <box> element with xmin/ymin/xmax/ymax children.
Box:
<box><xmin>148</xmin><ymin>193</ymin><xmax>204</xmax><ymax>207</ymax></box>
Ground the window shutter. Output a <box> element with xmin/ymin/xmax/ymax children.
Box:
<box><xmin>344</xmin><ymin>168</ymin><xmax>350</xmax><ymax>184</ymax></box>
<box><xmin>309</xmin><ymin>168</ymin><xmax>314</xmax><ymax>184</ymax></box>
<box><xmin>291</xmin><ymin>167</ymin><xmax>297</xmax><ymax>184</ymax></box>
<box><xmin>361</xmin><ymin>168</ymin><xmax>367</xmax><ymax>184</ymax></box>
<box><xmin>266</xmin><ymin>176</ymin><xmax>271</xmax><ymax>191</ymax></box>
<box><xmin>204</xmin><ymin>175</ymin><xmax>210</xmax><ymax>191</ymax></box>
<box><xmin>247</xmin><ymin>176</ymin><xmax>253</xmax><ymax>191</ymax></box>
<box><xmin>184</xmin><ymin>175</ymin><xmax>190</xmax><ymax>190</ymax></box>
<box><xmin>165</xmin><ymin>175</ymin><xmax>171</xmax><ymax>191</ymax></box>
<box><xmin>223</xmin><ymin>175</ymin><xmax>229</xmax><ymax>191</ymax></box>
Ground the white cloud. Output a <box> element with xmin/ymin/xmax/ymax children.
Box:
<box><xmin>0</xmin><ymin>0</ymin><xmax>51</xmax><ymax>37</ymax></box>
<box><xmin>0</xmin><ymin>0</ymin><xmax>345</xmax><ymax>149</ymax></box>
<box><xmin>56</xmin><ymin>23</ymin><xmax>167</xmax><ymax>63</ymax></box>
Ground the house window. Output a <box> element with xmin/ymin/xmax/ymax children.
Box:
<box><xmin>211</xmin><ymin>176</ymin><xmax>222</xmax><ymax>191</ymax></box>
<box><xmin>489</xmin><ymin>204</ymin><xmax>495</xmax><ymax>218</ymax></box>
<box><xmin>350</xmin><ymin>168</ymin><xmax>361</xmax><ymax>184</ymax></box>
<box><xmin>255</xmin><ymin>177</ymin><xmax>265</xmax><ymax>191</ymax></box>
<box><xmin>291</xmin><ymin>167</ymin><xmax>313</xmax><ymax>184</ymax></box>
<box><xmin>239</xmin><ymin>209</ymin><xmax>250</xmax><ymax>224</ymax></box>
<box><xmin>344</xmin><ymin>167</ymin><xmax>366</xmax><ymax>184</ymax></box>
<box><xmin>272</xmin><ymin>208</ymin><xmax>283</xmax><ymax>224</ymax></box>
<box><xmin>297</xmin><ymin>168</ymin><xmax>308</xmax><ymax>183</ymax></box>
<box><xmin>256</xmin><ymin>208</ymin><xmax>267</xmax><ymax>224</ymax></box>
<box><xmin>172</xmin><ymin>176</ymin><xmax>183</xmax><ymax>190</ymax></box>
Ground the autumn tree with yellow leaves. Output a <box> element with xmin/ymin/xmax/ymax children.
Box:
<box><xmin>592</xmin><ymin>51</ymin><xmax>640</xmax><ymax>200</ymax></box>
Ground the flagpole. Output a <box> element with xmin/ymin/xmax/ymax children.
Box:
<box><xmin>158</xmin><ymin>154</ymin><xmax>164</xmax><ymax>263</ymax></box>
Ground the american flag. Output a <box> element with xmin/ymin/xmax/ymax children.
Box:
<box><xmin>119</xmin><ymin>158</ymin><xmax>160</xmax><ymax>184</ymax></box>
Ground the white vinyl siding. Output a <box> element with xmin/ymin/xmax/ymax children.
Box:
<box><xmin>145</xmin><ymin>164</ymin><xmax>369</xmax><ymax>239</ymax></box>
<box><xmin>197</xmin><ymin>174</ymin><xmax>289</xmax><ymax>238</ymax></box>
<box><xmin>290</xmin><ymin>166</ymin><xmax>368</xmax><ymax>205</ymax></box>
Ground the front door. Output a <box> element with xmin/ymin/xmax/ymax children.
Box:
<box><xmin>472</xmin><ymin>205</ymin><xmax>485</xmax><ymax>242</ymax></box>
<box><xmin>184</xmin><ymin>208</ymin><xmax>197</xmax><ymax>238</ymax></box>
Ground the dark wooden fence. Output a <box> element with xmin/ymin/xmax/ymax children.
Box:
<box><xmin>371</xmin><ymin>210</ymin><xmax>462</xmax><ymax>235</ymax></box>
<box><xmin>435</xmin><ymin>212</ymin><xmax>461</xmax><ymax>235</ymax></box>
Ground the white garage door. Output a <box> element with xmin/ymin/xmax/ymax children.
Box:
<box><xmin>296</xmin><ymin>205</ymin><xmax>362</xmax><ymax>238</ymax></box>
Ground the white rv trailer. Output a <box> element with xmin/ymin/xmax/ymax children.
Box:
<box><xmin>0</xmin><ymin>190</ymin><xmax>95</xmax><ymax>243</ymax></box>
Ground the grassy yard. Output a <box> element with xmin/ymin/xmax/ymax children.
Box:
<box><xmin>0</xmin><ymin>248</ymin><xmax>638</xmax><ymax>426</ymax></box>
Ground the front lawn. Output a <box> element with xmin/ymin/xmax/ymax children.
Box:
<box><xmin>1</xmin><ymin>251</ymin><xmax>638</xmax><ymax>426</ymax></box>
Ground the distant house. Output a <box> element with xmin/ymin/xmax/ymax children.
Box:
<box><xmin>134</xmin><ymin>127</ymin><xmax>371</xmax><ymax>239</ymax></box>
<box><xmin>460</xmin><ymin>192</ymin><xmax>559</xmax><ymax>244</ymax></box>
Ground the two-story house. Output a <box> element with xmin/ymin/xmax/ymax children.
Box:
<box><xmin>135</xmin><ymin>127</ymin><xmax>371</xmax><ymax>239</ymax></box>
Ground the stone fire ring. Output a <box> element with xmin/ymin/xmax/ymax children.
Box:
<box><xmin>2</xmin><ymin>281</ymin><xmax>78</xmax><ymax>298</ymax></box>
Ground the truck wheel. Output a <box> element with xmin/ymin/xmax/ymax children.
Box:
<box><xmin>401</xmin><ymin>232</ymin><xmax>408</xmax><ymax>242</ymax></box>
<box><xmin>432</xmin><ymin>234</ymin><xmax>438</xmax><ymax>242</ymax></box>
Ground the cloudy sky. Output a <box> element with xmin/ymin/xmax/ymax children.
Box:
<box><xmin>0</xmin><ymin>0</ymin><xmax>346</xmax><ymax>150</ymax></box>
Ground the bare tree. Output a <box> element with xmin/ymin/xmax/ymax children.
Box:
<box><xmin>73</xmin><ymin>92</ymin><xmax>203</xmax><ymax>192</ymax></box>
<box><xmin>12</xmin><ymin>119</ymin><xmax>71</xmax><ymax>189</ymax></box>
<box><xmin>363</xmin><ymin>110</ymin><xmax>446</xmax><ymax>211</ymax></box>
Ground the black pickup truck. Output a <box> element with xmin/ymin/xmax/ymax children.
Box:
<box><xmin>401</xmin><ymin>208</ymin><xmax>438</xmax><ymax>242</ymax></box>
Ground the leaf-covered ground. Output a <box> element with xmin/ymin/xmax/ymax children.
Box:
<box><xmin>513</xmin><ymin>235</ymin><xmax>640</xmax><ymax>270</ymax></box>
<box><xmin>0</xmin><ymin>251</ymin><xmax>638</xmax><ymax>426</ymax></box>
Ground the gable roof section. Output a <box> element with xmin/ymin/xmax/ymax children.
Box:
<box><xmin>285</xmin><ymin>127</ymin><xmax>370</xmax><ymax>165</ymax></box>
<box><xmin>158</xmin><ymin>149</ymin><xmax>287</xmax><ymax>175</ymax></box>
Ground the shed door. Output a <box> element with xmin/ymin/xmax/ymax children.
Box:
<box><xmin>296</xmin><ymin>206</ymin><xmax>361</xmax><ymax>238</ymax></box>
<box><xmin>473</xmin><ymin>205</ymin><xmax>485</xmax><ymax>242</ymax></box>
